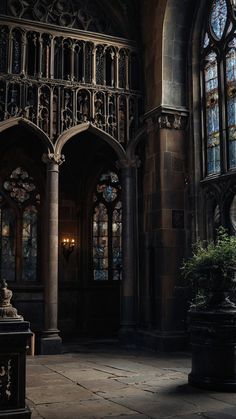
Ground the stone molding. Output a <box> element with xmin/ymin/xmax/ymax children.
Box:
<box><xmin>144</xmin><ymin>105</ymin><xmax>189</xmax><ymax>132</ymax></box>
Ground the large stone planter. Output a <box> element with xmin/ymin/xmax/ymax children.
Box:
<box><xmin>188</xmin><ymin>309</ymin><xmax>236</xmax><ymax>391</ymax></box>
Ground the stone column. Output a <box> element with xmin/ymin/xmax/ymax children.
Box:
<box><xmin>118</xmin><ymin>158</ymin><xmax>139</xmax><ymax>341</ymax></box>
<box><xmin>40</xmin><ymin>153</ymin><xmax>64</xmax><ymax>354</ymax></box>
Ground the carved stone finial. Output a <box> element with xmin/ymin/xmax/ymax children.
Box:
<box><xmin>0</xmin><ymin>279</ymin><xmax>23</xmax><ymax>320</ymax></box>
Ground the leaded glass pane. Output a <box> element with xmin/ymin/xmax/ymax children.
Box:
<box><xmin>0</xmin><ymin>207</ymin><xmax>15</xmax><ymax>282</ymax></box>
<box><xmin>112</xmin><ymin>201</ymin><xmax>122</xmax><ymax>280</ymax></box>
<box><xmin>226</xmin><ymin>45</ymin><xmax>236</xmax><ymax>168</ymax></box>
<box><xmin>22</xmin><ymin>206</ymin><xmax>37</xmax><ymax>281</ymax></box>
<box><xmin>203</xmin><ymin>32</ymin><xmax>210</xmax><ymax>48</ymax></box>
<box><xmin>204</xmin><ymin>52</ymin><xmax>221</xmax><ymax>174</ymax></box>
<box><xmin>93</xmin><ymin>204</ymin><xmax>108</xmax><ymax>281</ymax></box>
<box><xmin>210</xmin><ymin>0</ymin><xmax>228</xmax><ymax>40</ymax></box>
<box><xmin>92</xmin><ymin>172</ymin><xmax>122</xmax><ymax>281</ymax></box>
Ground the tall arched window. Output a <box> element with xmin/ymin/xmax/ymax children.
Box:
<box><xmin>202</xmin><ymin>0</ymin><xmax>236</xmax><ymax>176</ymax></box>
<box><xmin>0</xmin><ymin>167</ymin><xmax>40</xmax><ymax>282</ymax></box>
<box><xmin>92</xmin><ymin>171</ymin><xmax>122</xmax><ymax>281</ymax></box>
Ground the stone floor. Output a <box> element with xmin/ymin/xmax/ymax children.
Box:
<box><xmin>26</xmin><ymin>340</ymin><xmax>236</xmax><ymax>419</ymax></box>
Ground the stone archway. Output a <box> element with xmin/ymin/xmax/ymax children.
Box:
<box><xmin>57</xmin><ymin>129</ymin><xmax>124</xmax><ymax>338</ymax></box>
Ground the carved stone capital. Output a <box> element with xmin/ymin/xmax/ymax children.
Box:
<box><xmin>42</xmin><ymin>153</ymin><xmax>65</xmax><ymax>166</ymax></box>
<box><xmin>144</xmin><ymin>106</ymin><xmax>189</xmax><ymax>132</ymax></box>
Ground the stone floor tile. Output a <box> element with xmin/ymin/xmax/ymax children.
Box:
<box><xmin>35</xmin><ymin>399</ymin><xmax>139</xmax><ymax>419</ymax></box>
<box><xmin>25</xmin><ymin>344</ymin><xmax>236</xmax><ymax>419</ymax></box>
<box><xmin>27</xmin><ymin>383</ymin><xmax>99</xmax><ymax>405</ymax></box>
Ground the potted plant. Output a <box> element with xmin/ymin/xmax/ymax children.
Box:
<box><xmin>181</xmin><ymin>227</ymin><xmax>236</xmax><ymax>391</ymax></box>
<box><xmin>181</xmin><ymin>226</ymin><xmax>236</xmax><ymax>310</ymax></box>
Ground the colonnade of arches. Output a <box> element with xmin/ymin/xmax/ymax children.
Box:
<box><xmin>0</xmin><ymin>117</ymin><xmax>144</xmax><ymax>352</ymax></box>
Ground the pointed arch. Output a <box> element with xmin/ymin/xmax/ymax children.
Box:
<box><xmin>55</xmin><ymin>122</ymin><xmax>127</xmax><ymax>160</ymax></box>
<box><xmin>0</xmin><ymin>117</ymin><xmax>54</xmax><ymax>154</ymax></box>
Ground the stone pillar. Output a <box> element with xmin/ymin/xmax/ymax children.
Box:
<box><xmin>40</xmin><ymin>153</ymin><xmax>64</xmax><ymax>354</ymax></box>
<box><xmin>140</xmin><ymin>108</ymin><xmax>189</xmax><ymax>351</ymax></box>
<box><xmin>118</xmin><ymin>158</ymin><xmax>139</xmax><ymax>341</ymax></box>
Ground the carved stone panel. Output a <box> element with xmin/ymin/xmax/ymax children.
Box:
<box><xmin>0</xmin><ymin>354</ymin><xmax>18</xmax><ymax>409</ymax></box>
<box><xmin>4</xmin><ymin>0</ymin><xmax>117</xmax><ymax>35</ymax></box>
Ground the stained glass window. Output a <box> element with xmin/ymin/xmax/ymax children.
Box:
<box><xmin>202</xmin><ymin>0</ymin><xmax>236</xmax><ymax>175</ymax></box>
<box><xmin>210</xmin><ymin>0</ymin><xmax>227</xmax><ymax>39</ymax></box>
<box><xmin>204</xmin><ymin>52</ymin><xmax>220</xmax><ymax>174</ymax></box>
<box><xmin>0</xmin><ymin>168</ymin><xmax>40</xmax><ymax>282</ymax></box>
<box><xmin>22</xmin><ymin>206</ymin><xmax>37</xmax><ymax>281</ymax></box>
<box><xmin>92</xmin><ymin>171</ymin><xmax>122</xmax><ymax>281</ymax></box>
<box><xmin>226</xmin><ymin>40</ymin><xmax>236</xmax><ymax>168</ymax></box>
<box><xmin>0</xmin><ymin>207</ymin><xmax>16</xmax><ymax>282</ymax></box>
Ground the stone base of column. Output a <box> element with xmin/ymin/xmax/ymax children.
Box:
<box><xmin>0</xmin><ymin>408</ymin><xmax>31</xmax><ymax>418</ymax></box>
<box><xmin>40</xmin><ymin>330</ymin><xmax>62</xmax><ymax>355</ymax></box>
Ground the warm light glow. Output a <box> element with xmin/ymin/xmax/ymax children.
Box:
<box><xmin>61</xmin><ymin>237</ymin><xmax>76</xmax><ymax>261</ymax></box>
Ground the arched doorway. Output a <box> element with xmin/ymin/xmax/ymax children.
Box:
<box><xmin>58</xmin><ymin>130</ymin><xmax>123</xmax><ymax>339</ymax></box>
<box><xmin>0</xmin><ymin>122</ymin><xmax>48</xmax><ymax>333</ymax></box>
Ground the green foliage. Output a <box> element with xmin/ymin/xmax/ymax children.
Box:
<box><xmin>181</xmin><ymin>227</ymin><xmax>236</xmax><ymax>295</ymax></box>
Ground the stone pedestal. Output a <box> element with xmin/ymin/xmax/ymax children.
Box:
<box><xmin>0</xmin><ymin>280</ymin><xmax>32</xmax><ymax>417</ymax></box>
<box><xmin>188</xmin><ymin>309</ymin><xmax>236</xmax><ymax>391</ymax></box>
<box><xmin>0</xmin><ymin>320</ymin><xmax>32</xmax><ymax>418</ymax></box>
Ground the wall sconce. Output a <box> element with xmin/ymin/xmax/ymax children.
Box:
<box><xmin>61</xmin><ymin>238</ymin><xmax>75</xmax><ymax>261</ymax></box>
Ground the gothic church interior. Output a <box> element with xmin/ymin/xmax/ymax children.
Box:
<box><xmin>0</xmin><ymin>0</ymin><xmax>234</xmax><ymax>354</ymax></box>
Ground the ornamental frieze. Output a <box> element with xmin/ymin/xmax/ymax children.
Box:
<box><xmin>2</xmin><ymin>0</ymin><xmax>116</xmax><ymax>35</ymax></box>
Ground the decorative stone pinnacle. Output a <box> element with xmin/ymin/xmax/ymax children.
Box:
<box><xmin>0</xmin><ymin>279</ymin><xmax>23</xmax><ymax>320</ymax></box>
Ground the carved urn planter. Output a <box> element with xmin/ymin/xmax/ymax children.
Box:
<box><xmin>0</xmin><ymin>280</ymin><xmax>32</xmax><ymax>418</ymax></box>
<box><xmin>188</xmin><ymin>304</ymin><xmax>236</xmax><ymax>391</ymax></box>
<box><xmin>181</xmin><ymin>228</ymin><xmax>236</xmax><ymax>391</ymax></box>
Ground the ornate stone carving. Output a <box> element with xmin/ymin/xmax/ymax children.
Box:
<box><xmin>144</xmin><ymin>106</ymin><xmax>189</xmax><ymax>132</ymax></box>
<box><xmin>0</xmin><ymin>357</ymin><xmax>13</xmax><ymax>406</ymax></box>
<box><xmin>0</xmin><ymin>279</ymin><xmax>22</xmax><ymax>320</ymax></box>
<box><xmin>42</xmin><ymin>152</ymin><xmax>65</xmax><ymax>165</ymax></box>
<box><xmin>6</xmin><ymin>0</ymin><xmax>116</xmax><ymax>35</ymax></box>
<box><xmin>157</xmin><ymin>113</ymin><xmax>187</xmax><ymax>130</ymax></box>
<box><xmin>0</xmin><ymin>20</ymin><xmax>142</xmax><ymax>145</ymax></box>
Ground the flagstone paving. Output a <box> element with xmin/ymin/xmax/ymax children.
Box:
<box><xmin>26</xmin><ymin>341</ymin><xmax>236</xmax><ymax>419</ymax></box>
